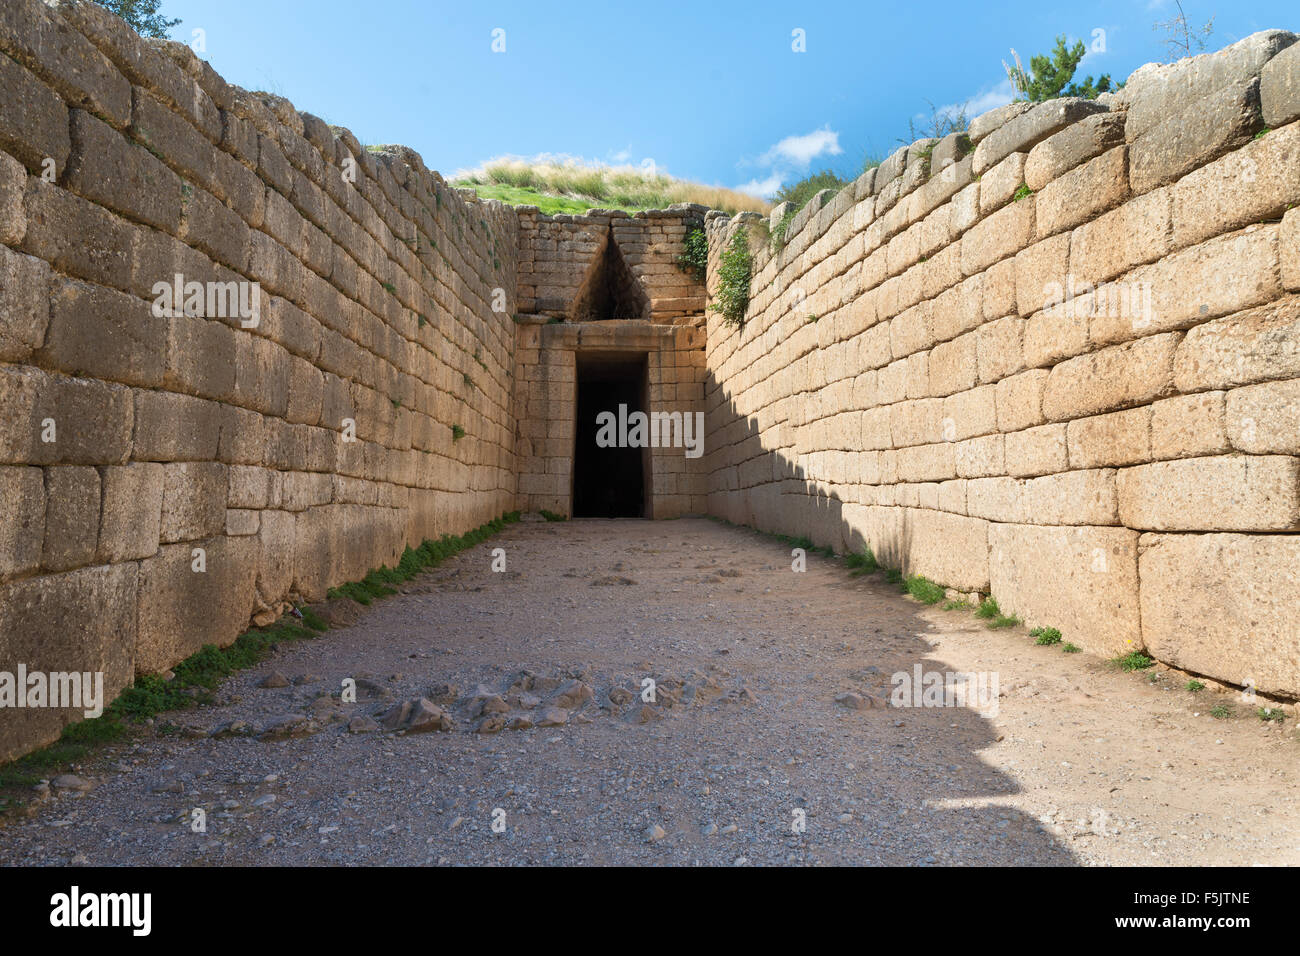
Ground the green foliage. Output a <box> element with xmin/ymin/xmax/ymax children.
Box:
<box><xmin>451</xmin><ymin>424</ymin><xmax>466</xmax><ymax>441</ymax></box>
<box><xmin>1209</xmin><ymin>704</ymin><xmax>1232</xmax><ymax>719</ymax></box>
<box><xmin>942</xmin><ymin>599</ymin><xmax>972</xmax><ymax>611</ymax></box>
<box><xmin>1062</xmin><ymin>643</ymin><xmax>1081</xmax><ymax>653</ymax></box>
<box><xmin>539</xmin><ymin>509</ymin><xmax>567</xmax><ymax>522</ymax></box>
<box><xmin>676</xmin><ymin>226</ymin><xmax>708</xmax><ymax>282</ymax></box>
<box><xmin>93</xmin><ymin>0</ymin><xmax>179</xmax><ymax>38</ymax></box>
<box><xmin>1031</xmin><ymin>626</ymin><xmax>1063</xmax><ymax>645</ymax></box>
<box><xmin>1013</xmin><ymin>184</ymin><xmax>1034</xmax><ymax>201</ymax></box>
<box><xmin>1004</xmin><ymin>35</ymin><xmax>1118</xmax><ymax>102</ymax></box>
<box><xmin>883</xmin><ymin>568</ymin><xmax>904</xmax><ymax>586</ymax></box>
<box><xmin>1112</xmin><ymin>650</ymin><xmax>1156</xmax><ymax>671</ymax></box>
<box><xmin>903</xmin><ymin>575</ymin><xmax>946</xmax><ymax>604</ymax></box>
<box><xmin>710</xmin><ymin>228</ymin><xmax>752</xmax><ymax>327</ymax></box>
<box><xmin>770</xmin><ymin>208</ymin><xmax>796</xmax><ymax>250</ymax></box>
<box><xmin>975</xmin><ymin>596</ymin><xmax>1002</xmax><ymax>619</ymax></box>
<box><xmin>772</xmin><ymin>170</ymin><xmax>849</xmax><ymax>212</ymax></box>
<box><xmin>1258</xmin><ymin>706</ymin><xmax>1286</xmax><ymax>722</ymax></box>
<box><xmin>844</xmin><ymin>550</ymin><xmax>879</xmax><ymax>576</ymax></box>
<box><xmin>1185</xmin><ymin>679</ymin><xmax>1206</xmax><ymax>692</ymax></box>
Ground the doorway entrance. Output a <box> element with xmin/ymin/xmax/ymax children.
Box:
<box><xmin>572</xmin><ymin>352</ymin><xmax>650</xmax><ymax>517</ymax></box>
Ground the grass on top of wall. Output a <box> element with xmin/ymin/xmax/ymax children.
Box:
<box><xmin>453</xmin><ymin>158</ymin><xmax>771</xmax><ymax>216</ymax></box>
<box><xmin>0</xmin><ymin>512</ymin><xmax>521</xmax><ymax>797</ymax></box>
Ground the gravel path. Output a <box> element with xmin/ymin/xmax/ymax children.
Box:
<box><xmin>2</xmin><ymin>517</ymin><xmax>1296</xmax><ymax>866</ymax></box>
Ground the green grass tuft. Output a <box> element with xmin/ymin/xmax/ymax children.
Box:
<box><xmin>1062</xmin><ymin>643</ymin><xmax>1081</xmax><ymax>653</ymax></box>
<box><xmin>844</xmin><ymin>549</ymin><xmax>879</xmax><ymax>576</ymax></box>
<box><xmin>903</xmin><ymin>575</ymin><xmax>945</xmax><ymax>604</ymax></box>
<box><xmin>1112</xmin><ymin>651</ymin><xmax>1155</xmax><ymax>672</ymax></box>
<box><xmin>1031</xmin><ymin>626</ymin><xmax>1062</xmax><ymax>646</ymax></box>
<box><xmin>1185</xmin><ymin>679</ymin><xmax>1205</xmax><ymax>692</ymax></box>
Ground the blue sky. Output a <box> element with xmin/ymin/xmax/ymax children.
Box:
<box><xmin>158</xmin><ymin>0</ymin><xmax>1294</xmax><ymax>197</ymax></box>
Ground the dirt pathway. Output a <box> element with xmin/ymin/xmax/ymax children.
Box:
<box><xmin>1</xmin><ymin>517</ymin><xmax>1296</xmax><ymax>866</ymax></box>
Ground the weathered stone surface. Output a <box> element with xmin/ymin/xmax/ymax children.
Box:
<box><xmin>1024</xmin><ymin>112</ymin><xmax>1126</xmax><ymax>191</ymax></box>
<box><xmin>973</xmin><ymin>98</ymin><xmax>1109</xmax><ymax>175</ymax></box>
<box><xmin>0</xmin><ymin>149</ymin><xmax>27</xmax><ymax>245</ymax></box>
<box><xmin>63</xmin><ymin>110</ymin><xmax>181</xmax><ymax>233</ymax></box>
<box><xmin>1067</xmin><ymin>407</ymin><xmax>1151</xmax><ymax>469</ymax></box>
<box><xmin>0</xmin><ymin>561</ymin><xmax>136</xmax><ymax>762</ymax></box>
<box><xmin>159</xmin><ymin>461</ymin><xmax>226</xmax><ymax>543</ymax></box>
<box><xmin>1035</xmin><ymin>146</ymin><xmax>1128</xmax><ymax>238</ymax></box>
<box><xmin>1122</xmin><ymin>29</ymin><xmax>1296</xmax><ymax>139</ymax></box>
<box><xmin>0</xmin><ymin>465</ymin><xmax>44</xmax><ymax>580</ymax></box>
<box><xmin>1173</xmin><ymin>298</ymin><xmax>1300</xmax><ymax>392</ymax></box>
<box><xmin>968</xmin><ymin>101</ymin><xmax>1033</xmax><ymax>144</ymax></box>
<box><xmin>97</xmin><ymin>462</ymin><xmax>162</xmax><ymax>562</ymax></box>
<box><xmin>1129</xmin><ymin>78</ymin><xmax>1263</xmax><ymax>194</ymax></box>
<box><xmin>1117</xmin><ymin>455</ymin><xmax>1300</xmax><ymax>531</ymax></box>
<box><xmin>0</xmin><ymin>49</ymin><xmax>71</xmax><ymax>173</ymax></box>
<box><xmin>1226</xmin><ymin>378</ymin><xmax>1300</xmax><ymax>453</ymax></box>
<box><xmin>41</xmin><ymin>465</ymin><xmax>98</xmax><ymax>572</ymax></box>
<box><xmin>1261</xmin><ymin>39</ymin><xmax>1300</xmax><ymax>126</ymax></box>
<box><xmin>0</xmin><ymin>244</ymin><xmax>50</xmax><ymax>362</ymax></box>
<box><xmin>898</xmin><ymin>508</ymin><xmax>990</xmax><ymax>591</ymax></box>
<box><xmin>989</xmin><ymin>523</ymin><xmax>1141</xmax><ymax>656</ymax></box>
<box><xmin>136</xmin><ymin>536</ymin><xmax>257</xmax><ymax>672</ymax></box>
<box><xmin>1042</xmin><ymin>332</ymin><xmax>1180</xmax><ymax>422</ymax></box>
<box><xmin>1139</xmin><ymin>532</ymin><xmax>1300</xmax><ymax>696</ymax></box>
<box><xmin>1150</xmin><ymin>392</ymin><xmax>1230</xmax><ymax>460</ymax></box>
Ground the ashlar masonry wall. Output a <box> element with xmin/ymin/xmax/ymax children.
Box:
<box><xmin>0</xmin><ymin>0</ymin><xmax>521</xmax><ymax>760</ymax></box>
<box><xmin>703</xmin><ymin>30</ymin><xmax>1300</xmax><ymax>698</ymax></box>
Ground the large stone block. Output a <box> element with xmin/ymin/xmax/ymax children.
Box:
<box><xmin>1122</xmin><ymin>30</ymin><xmax>1296</xmax><ymax>138</ymax></box>
<box><xmin>97</xmin><ymin>462</ymin><xmax>162</xmax><ymax>562</ymax></box>
<box><xmin>63</xmin><ymin>109</ymin><xmax>181</xmax><ymax>233</ymax></box>
<box><xmin>1169</xmin><ymin>122</ymin><xmax>1300</xmax><ymax>250</ymax></box>
<box><xmin>1042</xmin><ymin>332</ymin><xmax>1180</xmax><ymax>422</ymax></box>
<box><xmin>1069</xmin><ymin>186</ymin><xmax>1170</xmax><ymax>286</ymax></box>
<box><xmin>899</xmin><ymin>508</ymin><xmax>990</xmax><ymax>591</ymax></box>
<box><xmin>1067</xmin><ymin>406</ymin><xmax>1151</xmax><ymax>469</ymax></box>
<box><xmin>1024</xmin><ymin>112</ymin><xmax>1126</xmax><ymax>190</ymax></box>
<box><xmin>0</xmin><ymin>148</ymin><xmax>25</xmax><ymax>244</ymax></box>
<box><xmin>973</xmin><ymin>98</ymin><xmax>1109</xmax><ymax>175</ymax></box>
<box><xmin>1129</xmin><ymin>78</ymin><xmax>1263</xmax><ymax>194</ymax></box>
<box><xmin>1117</xmin><ymin>455</ymin><xmax>1300</xmax><ymax>531</ymax></box>
<box><xmin>1261</xmin><ymin>39</ymin><xmax>1300</xmax><ymax>126</ymax></box>
<box><xmin>989</xmin><ymin>522</ymin><xmax>1141</xmax><ymax>655</ymax></box>
<box><xmin>40</xmin><ymin>277</ymin><xmax>167</xmax><ymax>386</ymax></box>
<box><xmin>0</xmin><ymin>365</ymin><xmax>134</xmax><ymax>466</ymax></box>
<box><xmin>1173</xmin><ymin>298</ymin><xmax>1300</xmax><ymax>392</ymax></box>
<box><xmin>159</xmin><ymin>461</ymin><xmax>227</xmax><ymax>543</ymax></box>
<box><xmin>135</xmin><ymin>535</ymin><xmax>257</xmax><ymax>672</ymax></box>
<box><xmin>131</xmin><ymin>389</ymin><xmax>224</xmax><ymax>461</ymax></box>
<box><xmin>1138</xmin><ymin>532</ymin><xmax>1300</xmax><ymax>696</ymax></box>
<box><xmin>0</xmin><ymin>51</ymin><xmax>70</xmax><ymax>173</ymax></box>
<box><xmin>1035</xmin><ymin>146</ymin><xmax>1129</xmax><ymax>238</ymax></box>
<box><xmin>0</xmin><ymin>561</ymin><xmax>136</xmax><ymax>762</ymax></box>
<box><xmin>0</xmin><ymin>465</ymin><xmax>44</xmax><ymax>580</ymax></box>
<box><xmin>0</xmin><ymin>243</ymin><xmax>50</xmax><ymax>362</ymax></box>
<box><xmin>1226</xmin><ymin>378</ymin><xmax>1300</xmax><ymax>453</ymax></box>
<box><xmin>1150</xmin><ymin>391</ymin><xmax>1230</xmax><ymax>460</ymax></box>
<box><xmin>41</xmin><ymin>464</ymin><xmax>98</xmax><ymax>572</ymax></box>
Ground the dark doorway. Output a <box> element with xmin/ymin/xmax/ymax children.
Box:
<box><xmin>570</xmin><ymin>231</ymin><xmax>649</xmax><ymax>321</ymax></box>
<box><xmin>572</xmin><ymin>352</ymin><xmax>649</xmax><ymax>518</ymax></box>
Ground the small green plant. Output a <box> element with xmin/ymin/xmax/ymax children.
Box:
<box><xmin>1112</xmin><ymin>651</ymin><xmax>1155</xmax><ymax>672</ymax></box>
<box><xmin>382</xmin><ymin>282</ymin><xmax>397</xmax><ymax>294</ymax></box>
<box><xmin>1255</xmin><ymin>127</ymin><xmax>1272</xmax><ymax>140</ymax></box>
<box><xmin>1031</xmin><ymin>626</ymin><xmax>1062</xmax><ymax>646</ymax></box>
<box><xmin>987</xmin><ymin>612</ymin><xmax>1021</xmax><ymax>629</ymax></box>
<box><xmin>903</xmin><ymin>575</ymin><xmax>945</xmax><ymax>605</ymax></box>
<box><xmin>883</xmin><ymin>568</ymin><xmax>903</xmax><ymax>586</ymax></box>
<box><xmin>770</xmin><ymin>208</ymin><xmax>796</xmax><ymax>250</ymax></box>
<box><xmin>975</xmin><ymin>597</ymin><xmax>1001</xmax><ymax>619</ymax></box>
<box><xmin>1062</xmin><ymin>643</ymin><xmax>1081</xmax><ymax>653</ymax></box>
<box><xmin>391</xmin><ymin>398</ymin><xmax>401</xmax><ymax>408</ymax></box>
<box><xmin>1258</xmin><ymin>706</ymin><xmax>1286</xmax><ymax>723</ymax></box>
<box><xmin>1012</xmin><ymin>184</ymin><xmax>1033</xmax><ymax>201</ymax></box>
<box><xmin>942</xmin><ymin>599</ymin><xmax>972</xmax><ymax>611</ymax></box>
<box><xmin>710</xmin><ymin>228</ymin><xmax>752</xmax><ymax>327</ymax></box>
<box><xmin>418</xmin><ymin>314</ymin><xmax>427</xmax><ymax>328</ymax></box>
<box><xmin>676</xmin><ymin>226</ymin><xmax>708</xmax><ymax>282</ymax></box>
<box><xmin>451</xmin><ymin>424</ymin><xmax>465</xmax><ymax>441</ymax></box>
<box><xmin>463</xmin><ymin>372</ymin><xmax>474</xmax><ymax>387</ymax></box>
<box><xmin>1185</xmin><ymin>679</ymin><xmax>1205</xmax><ymax>692</ymax></box>
<box><xmin>539</xmin><ymin>509</ymin><xmax>567</xmax><ymax>522</ymax></box>
<box><xmin>844</xmin><ymin>550</ymin><xmax>879</xmax><ymax>576</ymax></box>
<box><xmin>1210</xmin><ymin>704</ymin><xmax>1232</xmax><ymax>719</ymax></box>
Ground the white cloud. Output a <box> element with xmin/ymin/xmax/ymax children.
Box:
<box><xmin>735</xmin><ymin>173</ymin><xmax>784</xmax><ymax>198</ymax></box>
<box><xmin>760</xmin><ymin>126</ymin><xmax>843</xmax><ymax>166</ymax></box>
<box><xmin>735</xmin><ymin>125</ymin><xmax>844</xmax><ymax>199</ymax></box>
<box><xmin>940</xmin><ymin>78</ymin><xmax>1016</xmax><ymax>123</ymax></box>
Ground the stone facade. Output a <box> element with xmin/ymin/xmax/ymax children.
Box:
<box><xmin>702</xmin><ymin>29</ymin><xmax>1300</xmax><ymax>697</ymax></box>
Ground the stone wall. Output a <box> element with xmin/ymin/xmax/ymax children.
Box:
<box><xmin>513</xmin><ymin>319</ymin><xmax>708</xmax><ymax>517</ymax></box>
<box><xmin>702</xmin><ymin>30</ymin><xmax>1300</xmax><ymax>697</ymax></box>
<box><xmin>0</xmin><ymin>0</ymin><xmax>521</xmax><ymax>760</ymax></box>
<box><xmin>516</xmin><ymin>207</ymin><xmax>707</xmax><ymax>322</ymax></box>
